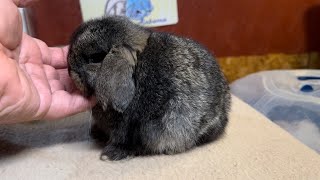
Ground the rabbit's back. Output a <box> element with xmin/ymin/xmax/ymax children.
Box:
<box><xmin>123</xmin><ymin>32</ymin><xmax>230</xmax><ymax>154</ymax></box>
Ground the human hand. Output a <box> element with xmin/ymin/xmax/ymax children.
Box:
<box><xmin>0</xmin><ymin>0</ymin><xmax>95</xmax><ymax>124</ymax></box>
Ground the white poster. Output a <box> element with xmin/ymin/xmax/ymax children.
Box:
<box><xmin>80</xmin><ymin>0</ymin><xmax>179</xmax><ymax>27</ymax></box>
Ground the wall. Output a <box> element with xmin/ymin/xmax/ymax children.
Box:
<box><xmin>24</xmin><ymin>0</ymin><xmax>320</xmax><ymax>81</ymax></box>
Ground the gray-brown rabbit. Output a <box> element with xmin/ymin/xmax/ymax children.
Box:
<box><xmin>67</xmin><ymin>16</ymin><xmax>231</xmax><ymax>161</ymax></box>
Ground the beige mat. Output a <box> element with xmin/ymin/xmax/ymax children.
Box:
<box><xmin>0</xmin><ymin>95</ymin><xmax>319</xmax><ymax>180</ymax></box>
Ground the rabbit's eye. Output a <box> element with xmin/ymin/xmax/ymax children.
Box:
<box><xmin>88</xmin><ymin>52</ymin><xmax>107</xmax><ymax>63</ymax></box>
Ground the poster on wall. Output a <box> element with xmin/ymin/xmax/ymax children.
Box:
<box><xmin>79</xmin><ymin>0</ymin><xmax>179</xmax><ymax>27</ymax></box>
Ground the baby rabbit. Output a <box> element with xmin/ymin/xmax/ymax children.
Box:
<box><xmin>67</xmin><ymin>16</ymin><xmax>231</xmax><ymax>161</ymax></box>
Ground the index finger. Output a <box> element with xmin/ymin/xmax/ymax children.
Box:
<box><xmin>49</xmin><ymin>46</ymin><xmax>69</xmax><ymax>69</ymax></box>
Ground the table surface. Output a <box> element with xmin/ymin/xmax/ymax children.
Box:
<box><xmin>1</xmin><ymin>95</ymin><xmax>319</xmax><ymax>180</ymax></box>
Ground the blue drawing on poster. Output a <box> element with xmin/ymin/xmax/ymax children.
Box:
<box><xmin>125</xmin><ymin>0</ymin><xmax>153</xmax><ymax>22</ymax></box>
<box><xmin>104</xmin><ymin>0</ymin><xmax>175</xmax><ymax>27</ymax></box>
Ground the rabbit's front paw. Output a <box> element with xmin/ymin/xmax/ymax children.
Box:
<box><xmin>100</xmin><ymin>144</ymin><xmax>130</xmax><ymax>161</ymax></box>
<box><xmin>90</xmin><ymin>124</ymin><xmax>109</xmax><ymax>143</ymax></box>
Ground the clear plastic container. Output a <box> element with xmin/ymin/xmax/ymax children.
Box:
<box><xmin>230</xmin><ymin>70</ymin><xmax>320</xmax><ymax>153</ymax></box>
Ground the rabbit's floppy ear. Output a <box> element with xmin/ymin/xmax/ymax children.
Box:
<box><xmin>95</xmin><ymin>46</ymin><xmax>136</xmax><ymax>112</ymax></box>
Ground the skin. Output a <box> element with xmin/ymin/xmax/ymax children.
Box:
<box><xmin>0</xmin><ymin>0</ymin><xmax>95</xmax><ymax>124</ymax></box>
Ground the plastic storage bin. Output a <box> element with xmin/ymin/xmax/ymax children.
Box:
<box><xmin>230</xmin><ymin>70</ymin><xmax>320</xmax><ymax>153</ymax></box>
